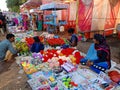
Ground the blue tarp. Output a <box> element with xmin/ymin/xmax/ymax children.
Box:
<box><xmin>40</xmin><ymin>2</ymin><xmax>69</xmax><ymax>10</ymax></box>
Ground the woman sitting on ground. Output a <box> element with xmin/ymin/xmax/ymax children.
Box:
<box><xmin>80</xmin><ymin>34</ymin><xmax>111</xmax><ymax>73</ymax></box>
<box><xmin>30</xmin><ymin>36</ymin><xmax>44</xmax><ymax>53</ymax></box>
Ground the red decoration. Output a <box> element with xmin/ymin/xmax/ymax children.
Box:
<box><xmin>61</xmin><ymin>48</ymin><xmax>75</xmax><ymax>56</ymax></box>
<box><xmin>40</xmin><ymin>50</ymin><xmax>44</xmax><ymax>54</ymax></box>
<box><xmin>42</xmin><ymin>49</ymin><xmax>60</xmax><ymax>62</ymax></box>
<box><xmin>70</xmin><ymin>82</ymin><xmax>78</xmax><ymax>87</ymax></box>
<box><xmin>43</xmin><ymin>56</ymin><xmax>49</xmax><ymax>62</ymax></box>
<box><xmin>110</xmin><ymin>75</ymin><xmax>120</xmax><ymax>83</ymax></box>
<box><xmin>108</xmin><ymin>71</ymin><xmax>119</xmax><ymax>77</ymax></box>
<box><xmin>47</xmin><ymin>38</ymin><xmax>65</xmax><ymax>46</ymax></box>
<box><xmin>58</xmin><ymin>59</ymin><xmax>67</xmax><ymax>65</ymax></box>
<box><xmin>74</xmin><ymin>52</ymin><xmax>84</xmax><ymax>64</ymax></box>
<box><xmin>25</xmin><ymin>37</ymin><xmax>34</xmax><ymax>45</ymax></box>
<box><xmin>108</xmin><ymin>70</ymin><xmax>120</xmax><ymax>83</ymax></box>
<box><xmin>25</xmin><ymin>36</ymin><xmax>44</xmax><ymax>45</ymax></box>
<box><xmin>58</xmin><ymin>59</ymin><xmax>64</xmax><ymax>65</ymax></box>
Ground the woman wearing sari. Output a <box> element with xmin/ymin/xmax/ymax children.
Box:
<box><xmin>80</xmin><ymin>34</ymin><xmax>111</xmax><ymax>73</ymax></box>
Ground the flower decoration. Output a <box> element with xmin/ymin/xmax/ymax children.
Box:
<box><xmin>47</xmin><ymin>38</ymin><xmax>65</xmax><ymax>46</ymax></box>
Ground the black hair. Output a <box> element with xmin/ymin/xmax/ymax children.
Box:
<box><xmin>68</xmin><ymin>28</ymin><xmax>75</xmax><ymax>34</ymax></box>
<box><xmin>6</xmin><ymin>34</ymin><xmax>15</xmax><ymax>39</ymax></box>
<box><xmin>94</xmin><ymin>34</ymin><xmax>106</xmax><ymax>44</ymax></box>
<box><xmin>0</xmin><ymin>12</ymin><xmax>2</xmax><ymax>15</ymax></box>
<box><xmin>33</xmin><ymin>36</ymin><xmax>40</xmax><ymax>42</ymax></box>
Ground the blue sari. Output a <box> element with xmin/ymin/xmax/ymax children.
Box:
<box><xmin>81</xmin><ymin>43</ymin><xmax>109</xmax><ymax>74</ymax></box>
<box><xmin>30</xmin><ymin>42</ymin><xmax>44</xmax><ymax>53</ymax></box>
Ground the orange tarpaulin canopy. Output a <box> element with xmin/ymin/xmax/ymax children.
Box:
<box><xmin>20</xmin><ymin>0</ymin><xmax>42</xmax><ymax>11</ymax></box>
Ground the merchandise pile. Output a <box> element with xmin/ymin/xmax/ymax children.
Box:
<box><xmin>14</xmin><ymin>32</ymin><xmax>120</xmax><ymax>90</ymax></box>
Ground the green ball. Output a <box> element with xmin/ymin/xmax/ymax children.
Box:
<box><xmin>65</xmin><ymin>82</ymin><xmax>69</xmax><ymax>86</ymax></box>
<box><xmin>67</xmin><ymin>78</ymin><xmax>71</xmax><ymax>82</ymax></box>
<box><xmin>63</xmin><ymin>82</ymin><xmax>66</xmax><ymax>85</ymax></box>
<box><xmin>62</xmin><ymin>78</ymin><xmax>67</xmax><ymax>82</ymax></box>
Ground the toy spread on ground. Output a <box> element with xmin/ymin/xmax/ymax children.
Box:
<box><xmin>14</xmin><ymin>31</ymin><xmax>120</xmax><ymax>90</ymax></box>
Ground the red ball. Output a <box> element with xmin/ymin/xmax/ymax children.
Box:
<box><xmin>110</xmin><ymin>75</ymin><xmax>120</xmax><ymax>83</ymax></box>
<box><xmin>108</xmin><ymin>71</ymin><xmax>119</xmax><ymax>77</ymax></box>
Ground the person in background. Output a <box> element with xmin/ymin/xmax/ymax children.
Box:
<box><xmin>6</xmin><ymin>16</ymin><xmax>9</xmax><ymax>24</ymax></box>
<box><xmin>67</xmin><ymin>28</ymin><xmax>78</xmax><ymax>47</ymax></box>
<box><xmin>47</xmin><ymin>24</ymin><xmax>54</xmax><ymax>34</ymax></box>
<box><xmin>0</xmin><ymin>34</ymin><xmax>17</xmax><ymax>61</ymax></box>
<box><xmin>32</xmin><ymin>14</ymin><xmax>37</xmax><ymax>30</ymax></box>
<box><xmin>30</xmin><ymin>36</ymin><xmax>44</xmax><ymax>53</ymax></box>
<box><xmin>80</xmin><ymin>34</ymin><xmax>111</xmax><ymax>73</ymax></box>
<box><xmin>3</xmin><ymin>15</ymin><xmax>7</xmax><ymax>33</ymax></box>
<box><xmin>0</xmin><ymin>12</ymin><xmax>5</xmax><ymax>35</ymax></box>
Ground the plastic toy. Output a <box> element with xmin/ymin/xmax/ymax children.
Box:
<box><xmin>61</xmin><ymin>76</ymin><xmax>78</xmax><ymax>89</ymax></box>
<box><xmin>32</xmin><ymin>53</ymin><xmax>43</xmax><ymax>59</ymax></box>
<box><xmin>49</xmin><ymin>76</ymin><xmax>55</xmax><ymax>82</ymax></box>
<box><xmin>15</xmin><ymin>42</ymin><xmax>29</xmax><ymax>55</ymax></box>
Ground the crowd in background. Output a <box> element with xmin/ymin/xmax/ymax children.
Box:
<box><xmin>0</xmin><ymin>11</ymin><xmax>43</xmax><ymax>36</ymax></box>
<box><xmin>0</xmin><ymin>12</ymin><xmax>7</xmax><ymax>35</ymax></box>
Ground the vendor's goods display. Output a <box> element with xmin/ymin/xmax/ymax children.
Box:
<box><xmin>15</xmin><ymin>42</ymin><xmax>30</xmax><ymax>56</ymax></box>
<box><xmin>17</xmin><ymin>48</ymin><xmax>119</xmax><ymax>90</ymax></box>
<box><xmin>25</xmin><ymin>36</ymin><xmax>44</xmax><ymax>45</ymax></box>
<box><xmin>14</xmin><ymin>32</ymin><xmax>120</xmax><ymax>90</ymax></box>
<box><xmin>47</xmin><ymin>38</ymin><xmax>65</xmax><ymax>47</ymax></box>
<box><xmin>108</xmin><ymin>70</ymin><xmax>120</xmax><ymax>84</ymax></box>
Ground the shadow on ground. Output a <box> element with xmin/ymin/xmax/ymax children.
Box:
<box><xmin>0</xmin><ymin>62</ymin><xmax>13</xmax><ymax>74</ymax></box>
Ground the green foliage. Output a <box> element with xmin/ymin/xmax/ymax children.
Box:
<box><xmin>6</xmin><ymin>0</ymin><xmax>27</xmax><ymax>12</ymax></box>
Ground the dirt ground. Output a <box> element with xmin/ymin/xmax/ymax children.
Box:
<box><xmin>0</xmin><ymin>31</ymin><xmax>120</xmax><ymax>90</ymax></box>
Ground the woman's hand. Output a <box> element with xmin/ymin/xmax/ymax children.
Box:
<box><xmin>86</xmin><ymin>60</ymin><xmax>93</xmax><ymax>66</ymax></box>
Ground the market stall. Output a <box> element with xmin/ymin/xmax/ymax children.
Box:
<box><xmin>20</xmin><ymin>0</ymin><xmax>42</xmax><ymax>12</ymax></box>
<box><xmin>29</xmin><ymin>8</ymin><xmax>43</xmax><ymax>31</ymax></box>
<box><xmin>14</xmin><ymin>31</ymin><xmax>120</xmax><ymax>90</ymax></box>
<box><xmin>76</xmin><ymin>0</ymin><xmax>120</xmax><ymax>39</ymax></box>
<box><xmin>16</xmin><ymin>48</ymin><xmax>120</xmax><ymax>90</ymax></box>
<box><xmin>40</xmin><ymin>2</ymin><xmax>69</xmax><ymax>33</ymax></box>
